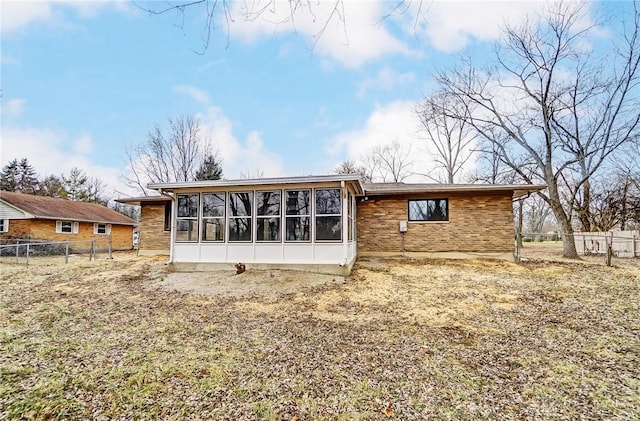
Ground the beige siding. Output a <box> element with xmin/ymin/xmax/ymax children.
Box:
<box><xmin>357</xmin><ymin>192</ymin><xmax>514</xmax><ymax>254</ymax></box>
<box><xmin>139</xmin><ymin>204</ymin><xmax>170</xmax><ymax>252</ymax></box>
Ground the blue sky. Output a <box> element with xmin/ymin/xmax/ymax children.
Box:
<box><xmin>0</xmin><ymin>0</ymin><xmax>632</xmax><ymax>196</ymax></box>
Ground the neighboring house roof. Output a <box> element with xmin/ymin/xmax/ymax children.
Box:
<box><xmin>0</xmin><ymin>191</ymin><xmax>137</xmax><ymax>225</ymax></box>
<box><xmin>115</xmin><ymin>195</ymin><xmax>172</xmax><ymax>206</ymax></box>
<box><xmin>363</xmin><ymin>183</ymin><xmax>546</xmax><ymax>199</ymax></box>
<box><xmin>147</xmin><ymin>174</ymin><xmax>365</xmax><ymax>194</ymax></box>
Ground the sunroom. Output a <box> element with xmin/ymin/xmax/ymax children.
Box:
<box><xmin>148</xmin><ymin>175</ymin><xmax>363</xmax><ymax>275</ymax></box>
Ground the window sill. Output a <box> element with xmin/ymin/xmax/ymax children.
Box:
<box><xmin>408</xmin><ymin>220</ymin><xmax>450</xmax><ymax>224</ymax></box>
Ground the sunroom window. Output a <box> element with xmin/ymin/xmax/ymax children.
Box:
<box><xmin>229</xmin><ymin>192</ymin><xmax>253</xmax><ymax>242</ymax></box>
<box><xmin>315</xmin><ymin>188</ymin><xmax>342</xmax><ymax>241</ymax></box>
<box><xmin>176</xmin><ymin>194</ymin><xmax>199</xmax><ymax>242</ymax></box>
<box><xmin>256</xmin><ymin>190</ymin><xmax>281</xmax><ymax>242</ymax></box>
<box><xmin>202</xmin><ymin>193</ymin><xmax>225</xmax><ymax>242</ymax></box>
<box><xmin>285</xmin><ymin>190</ymin><xmax>310</xmax><ymax>241</ymax></box>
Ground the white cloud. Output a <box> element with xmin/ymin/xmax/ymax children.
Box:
<box><xmin>1</xmin><ymin>0</ymin><xmax>132</xmax><ymax>35</ymax></box>
<box><xmin>229</xmin><ymin>1</ymin><xmax>415</xmax><ymax>68</ymax></box>
<box><xmin>396</xmin><ymin>1</ymin><xmax>550</xmax><ymax>52</ymax></box>
<box><xmin>0</xmin><ymin>98</ymin><xmax>27</xmax><ymax>119</ymax></box>
<box><xmin>73</xmin><ymin>134</ymin><xmax>94</xmax><ymax>155</ymax></box>
<box><xmin>0</xmin><ymin>126</ymin><xmax>134</xmax><ymax>196</ymax></box>
<box><xmin>174</xmin><ymin>85</ymin><xmax>211</xmax><ymax>105</ymax></box>
<box><xmin>197</xmin><ymin>105</ymin><xmax>285</xmax><ymax>179</ymax></box>
<box><xmin>328</xmin><ymin>100</ymin><xmax>419</xmax><ymax>158</ymax></box>
<box><xmin>357</xmin><ymin>67</ymin><xmax>415</xmax><ymax>98</ymax></box>
<box><xmin>327</xmin><ymin>100</ymin><xmax>477</xmax><ymax>182</ymax></box>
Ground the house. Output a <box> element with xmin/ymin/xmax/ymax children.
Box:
<box><xmin>118</xmin><ymin>175</ymin><xmax>545</xmax><ymax>274</ymax></box>
<box><xmin>115</xmin><ymin>195</ymin><xmax>172</xmax><ymax>255</ymax></box>
<box><xmin>0</xmin><ymin>191</ymin><xmax>137</xmax><ymax>250</ymax></box>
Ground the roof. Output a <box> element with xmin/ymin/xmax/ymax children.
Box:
<box><xmin>363</xmin><ymin>183</ymin><xmax>546</xmax><ymax>199</ymax></box>
<box><xmin>115</xmin><ymin>195</ymin><xmax>172</xmax><ymax>206</ymax></box>
<box><xmin>148</xmin><ymin>174</ymin><xmax>365</xmax><ymax>194</ymax></box>
<box><xmin>0</xmin><ymin>191</ymin><xmax>137</xmax><ymax>225</ymax></box>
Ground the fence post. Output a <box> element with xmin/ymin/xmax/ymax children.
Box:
<box><xmin>605</xmin><ymin>236</ymin><xmax>613</xmax><ymax>266</ymax></box>
<box><xmin>15</xmin><ymin>242</ymin><xmax>19</xmax><ymax>263</ymax></box>
<box><xmin>108</xmin><ymin>235</ymin><xmax>113</xmax><ymax>259</ymax></box>
<box><xmin>25</xmin><ymin>243</ymin><xmax>30</xmax><ymax>268</ymax></box>
<box><xmin>633</xmin><ymin>233</ymin><xmax>637</xmax><ymax>258</ymax></box>
<box><xmin>65</xmin><ymin>241</ymin><xmax>69</xmax><ymax>264</ymax></box>
<box><xmin>89</xmin><ymin>240</ymin><xmax>94</xmax><ymax>261</ymax></box>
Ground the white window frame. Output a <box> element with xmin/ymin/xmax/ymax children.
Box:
<box><xmin>284</xmin><ymin>189</ymin><xmax>311</xmax><ymax>242</ymax></box>
<box><xmin>176</xmin><ymin>193</ymin><xmax>200</xmax><ymax>242</ymax></box>
<box><xmin>56</xmin><ymin>221</ymin><xmax>79</xmax><ymax>234</ymax></box>
<box><xmin>0</xmin><ymin>219</ymin><xmax>8</xmax><ymax>233</ymax></box>
<box><xmin>315</xmin><ymin>188</ymin><xmax>342</xmax><ymax>242</ymax></box>
<box><xmin>93</xmin><ymin>223</ymin><xmax>112</xmax><ymax>235</ymax></box>
<box><xmin>228</xmin><ymin>191</ymin><xmax>253</xmax><ymax>242</ymax></box>
<box><xmin>256</xmin><ymin>190</ymin><xmax>282</xmax><ymax>243</ymax></box>
<box><xmin>201</xmin><ymin>192</ymin><xmax>225</xmax><ymax>242</ymax></box>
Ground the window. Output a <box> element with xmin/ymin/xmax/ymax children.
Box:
<box><xmin>228</xmin><ymin>192</ymin><xmax>253</xmax><ymax>242</ymax></box>
<box><xmin>176</xmin><ymin>194</ymin><xmax>199</xmax><ymax>242</ymax></box>
<box><xmin>285</xmin><ymin>190</ymin><xmax>310</xmax><ymax>241</ymax></box>
<box><xmin>315</xmin><ymin>188</ymin><xmax>342</xmax><ymax>241</ymax></box>
<box><xmin>163</xmin><ymin>202</ymin><xmax>171</xmax><ymax>232</ymax></box>
<box><xmin>256</xmin><ymin>190</ymin><xmax>281</xmax><ymax>242</ymax></box>
<box><xmin>56</xmin><ymin>221</ymin><xmax>79</xmax><ymax>234</ymax></box>
<box><xmin>0</xmin><ymin>219</ymin><xmax>8</xmax><ymax>233</ymax></box>
<box><xmin>93</xmin><ymin>223</ymin><xmax>111</xmax><ymax>235</ymax></box>
<box><xmin>202</xmin><ymin>193</ymin><xmax>225</xmax><ymax>242</ymax></box>
<box><xmin>408</xmin><ymin>199</ymin><xmax>449</xmax><ymax>221</ymax></box>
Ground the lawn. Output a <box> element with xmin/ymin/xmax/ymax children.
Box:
<box><xmin>1</xmin><ymin>249</ymin><xmax>638</xmax><ymax>420</ymax></box>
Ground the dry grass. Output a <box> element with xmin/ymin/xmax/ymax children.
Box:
<box><xmin>1</xmin><ymin>248</ymin><xmax>639</xmax><ymax>420</ymax></box>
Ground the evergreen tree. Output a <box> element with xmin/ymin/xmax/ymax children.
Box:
<box><xmin>195</xmin><ymin>153</ymin><xmax>223</xmax><ymax>181</ymax></box>
<box><xmin>17</xmin><ymin>158</ymin><xmax>39</xmax><ymax>194</ymax></box>
<box><xmin>0</xmin><ymin>159</ymin><xmax>20</xmax><ymax>191</ymax></box>
<box><xmin>62</xmin><ymin>167</ymin><xmax>89</xmax><ymax>201</ymax></box>
<box><xmin>0</xmin><ymin>158</ymin><xmax>39</xmax><ymax>193</ymax></box>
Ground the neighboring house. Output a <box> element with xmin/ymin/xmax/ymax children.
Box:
<box><xmin>0</xmin><ymin>191</ymin><xmax>136</xmax><ymax>250</ymax></box>
<box><xmin>119</xmin><ymin>175</ymin><xmax>544</xmax><ymax>274</ymax></box>
<box><xmin>115</xmin><ymin>196</ymin><xmax>172</xmax><ymax>255</ymax></box>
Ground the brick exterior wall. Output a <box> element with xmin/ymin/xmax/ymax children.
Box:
<box><xmin>357</xmin><ymin>192</ymin><xmax>514</xmax><ymax>254</ymax></box>
<box><xmin>0</xmin><ymin>219</ymin><xmax>133</xmax><ymax>250</ymax></box>
<box><xmin>139</xmin><ymin>203</ymin><xmax>170</xmax><ymax>252</ymax></box>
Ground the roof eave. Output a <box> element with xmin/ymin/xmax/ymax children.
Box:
<box><xmin>148</xmin><ymin>175</ymin><xmax>364</xmax><ymax>192</ymax></box>
<box><xmin>363</xmin><ymin>184</ymin><xmax>547</xmax><ymax>198</ymax></box>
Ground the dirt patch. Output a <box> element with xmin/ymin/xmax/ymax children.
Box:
<box><xmin>153</xmin><ymin>269</ymin><xmax>345</xmax><ymax>298</ymax></box>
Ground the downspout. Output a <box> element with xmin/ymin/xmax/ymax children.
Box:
<box><xmin>161</xmin><ymin>189</ymin><xmax>176</xmax><ymax>265</ymax></box>
<box><xmin>340</xmin><ymin>181</ymin><xmax>348</xmax><ymax>267</ymax></box>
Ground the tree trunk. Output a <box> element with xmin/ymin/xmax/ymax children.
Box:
<box><xmin>546</xmin><ymin>180</ymin><xmax>580</xmax><ymax>259</ymax></box>
<box><xmin>578</xmin><ymin>179</ymin><xmax>591</xmax><ymax>232</ymax></box>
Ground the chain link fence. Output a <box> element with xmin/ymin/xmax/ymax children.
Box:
<box><xmin>0</xmin><ymin>237</ymin><xmax>115</xmax><ymax>267</ymax></box>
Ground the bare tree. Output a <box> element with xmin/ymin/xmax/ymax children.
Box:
<box><xmin>134</xmin><ymin>1</ymin><xmax>426</xmax><ymax>54</ymax></box>
<box><xmin>417</xmin><ymin>92</ymin><xmax>476</xmax><ymax>183</ymax></box>
<box><xmin>126</xmin><ymin>115</ymin><xmax>218</xmax><ymax>194</ymax></box>
<box><xmin>135</xmin><ymin>0</ymin><xmax>347</xmax><ymax>53</ymax></box>
<box><xmin>369</xmin><ymin>141</ymin><xmax>413</xmax><ymax>183</ymax></box>
<box><xmin>333</xmin><ymin>159</ymin><xmax>372</xmax><ymax>183</ymax></box>
<box><xmin>524</xmin><ymin>195</ymin><xmax>551</xmax><ymax>241</ymax></box>
<box><xmin>434</xmin><ymin>1</ymin><xmax>640</xmax><ymax>258</ymax></box>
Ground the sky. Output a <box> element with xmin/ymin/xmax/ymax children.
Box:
<box><xmin>0</xmin><ymin>0</ymin><xmax>633</xmax><ymax>197</ymax></box>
